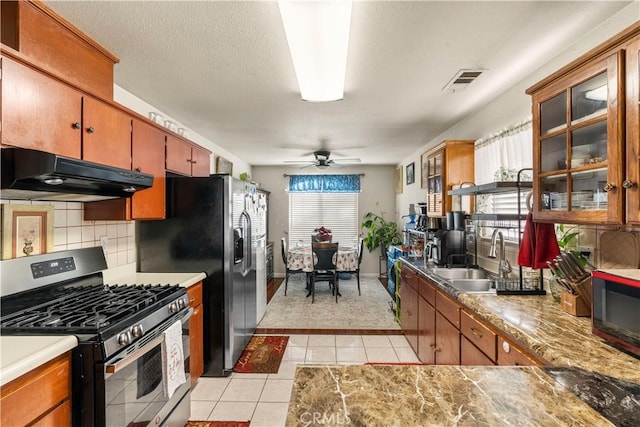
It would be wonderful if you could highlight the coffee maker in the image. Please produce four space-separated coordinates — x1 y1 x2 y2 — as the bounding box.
432 229 466 267
415 203 428 231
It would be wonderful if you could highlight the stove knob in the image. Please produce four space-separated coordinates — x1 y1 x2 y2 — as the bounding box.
118 332 130 346
178 297 187 309
169 302 179 313
130 324 144 338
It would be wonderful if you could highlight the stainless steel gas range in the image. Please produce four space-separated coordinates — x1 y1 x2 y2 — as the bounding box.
0 247 192 427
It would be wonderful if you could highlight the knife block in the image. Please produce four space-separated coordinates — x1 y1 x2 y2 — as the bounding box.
560 290 591 317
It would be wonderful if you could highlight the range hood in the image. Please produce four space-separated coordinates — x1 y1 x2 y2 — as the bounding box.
1 147 154 202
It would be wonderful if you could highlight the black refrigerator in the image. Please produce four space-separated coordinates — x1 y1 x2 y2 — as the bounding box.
137 174 259 377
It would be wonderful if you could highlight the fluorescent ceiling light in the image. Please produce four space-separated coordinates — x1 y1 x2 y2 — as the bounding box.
278 0 352 102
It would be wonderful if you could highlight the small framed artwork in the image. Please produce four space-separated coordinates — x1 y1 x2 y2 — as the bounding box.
406 162 415 185
1 204 54 259
216 156 233 174
395 166 403 194
421 152 429 189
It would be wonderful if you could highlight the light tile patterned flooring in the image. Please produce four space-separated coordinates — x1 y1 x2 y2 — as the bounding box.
190 334 419 426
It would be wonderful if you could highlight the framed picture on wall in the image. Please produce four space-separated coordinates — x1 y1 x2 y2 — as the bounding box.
1 204 54 259
406 162 415 185
421 151 429 189
395 166 403 194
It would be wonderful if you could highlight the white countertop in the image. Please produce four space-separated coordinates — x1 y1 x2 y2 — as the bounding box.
0 269 205 386
0 335 77 386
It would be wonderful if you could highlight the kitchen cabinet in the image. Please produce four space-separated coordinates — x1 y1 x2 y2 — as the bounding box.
461 336 495 365
434 291 461 365
497 337 541 366
0 352 71 426
527 23 640 225
166 135 211 177
425 140 475 218
82 96 132 170
1 56 82 158
84 118 166 220
187 282 204 385
460 310 497 362
417 294 436 364
399 268 419 353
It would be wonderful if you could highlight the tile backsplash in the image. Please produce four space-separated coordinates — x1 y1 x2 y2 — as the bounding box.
1 200 135 268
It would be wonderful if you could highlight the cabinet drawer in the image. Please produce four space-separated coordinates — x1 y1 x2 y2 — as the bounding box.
1 353 71 426
435 290 460 328
186 282 203 308
418 276 436 306
497 337 542 366
461 311 496 362
400 266 419 292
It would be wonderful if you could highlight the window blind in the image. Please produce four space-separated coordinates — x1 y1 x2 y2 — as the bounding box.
288 192 359 247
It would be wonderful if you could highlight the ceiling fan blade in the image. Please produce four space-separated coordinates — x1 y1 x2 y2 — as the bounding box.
283 160 315 164
333 158 361 163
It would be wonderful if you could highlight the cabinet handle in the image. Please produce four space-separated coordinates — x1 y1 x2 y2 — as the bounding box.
72 122 81 129
86 126 95 134
191 160 197 164
405 310 411 317
434 346 441 353
470 327 483 339
622 179 635 189
603 183 616 192
135 167 142 172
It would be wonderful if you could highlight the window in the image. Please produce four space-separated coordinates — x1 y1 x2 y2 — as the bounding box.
288 175 360 247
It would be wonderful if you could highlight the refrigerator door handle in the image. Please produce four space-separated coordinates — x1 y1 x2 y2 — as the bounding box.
233 227 243 264
240 210 252 275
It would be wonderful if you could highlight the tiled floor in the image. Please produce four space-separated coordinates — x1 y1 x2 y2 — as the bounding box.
190 333 419 426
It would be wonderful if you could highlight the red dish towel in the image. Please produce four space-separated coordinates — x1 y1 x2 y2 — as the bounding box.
518 213 560 269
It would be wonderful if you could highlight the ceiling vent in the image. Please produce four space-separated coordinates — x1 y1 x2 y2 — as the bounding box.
442 69 485 92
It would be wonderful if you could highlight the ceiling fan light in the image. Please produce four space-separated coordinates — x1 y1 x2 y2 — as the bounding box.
278 0 352 102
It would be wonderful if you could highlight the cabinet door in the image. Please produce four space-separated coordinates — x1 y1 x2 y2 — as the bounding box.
461 336 495 366
190 145 211 177
533 52 624 224
426 151 444 217
166 135 193 175
435 311 460 365
400 280 419 354
130 119 166 219
417 295 435 364
187 283 204 384
497 337 542 366
82 96 132 169
626 38 640 225
1 56 82 157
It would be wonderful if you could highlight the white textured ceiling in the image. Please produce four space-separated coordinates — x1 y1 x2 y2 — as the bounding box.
44 1 632 166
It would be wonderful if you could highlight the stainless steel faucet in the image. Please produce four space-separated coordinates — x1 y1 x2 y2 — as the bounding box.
488 229 512 278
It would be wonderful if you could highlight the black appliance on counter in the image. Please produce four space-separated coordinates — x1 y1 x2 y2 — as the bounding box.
432 229 466 267
137 174 259 377
0 247 192 427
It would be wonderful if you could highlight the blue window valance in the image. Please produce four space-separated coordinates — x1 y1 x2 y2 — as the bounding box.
289 174 361 193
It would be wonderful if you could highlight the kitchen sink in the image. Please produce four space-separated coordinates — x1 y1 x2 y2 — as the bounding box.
431 267 490 280
448 279 495 293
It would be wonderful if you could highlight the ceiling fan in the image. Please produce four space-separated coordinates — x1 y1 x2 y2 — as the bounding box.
284 150 361 169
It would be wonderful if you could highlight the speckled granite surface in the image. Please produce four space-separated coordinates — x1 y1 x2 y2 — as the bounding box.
285 260 640 426
287 365 614 427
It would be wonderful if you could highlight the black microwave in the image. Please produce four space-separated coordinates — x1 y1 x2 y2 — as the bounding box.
591 270 640 358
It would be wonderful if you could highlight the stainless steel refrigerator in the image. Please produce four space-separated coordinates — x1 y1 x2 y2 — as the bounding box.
137 174 258 377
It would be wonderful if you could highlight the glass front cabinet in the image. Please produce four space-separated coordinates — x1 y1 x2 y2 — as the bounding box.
528 24 640 226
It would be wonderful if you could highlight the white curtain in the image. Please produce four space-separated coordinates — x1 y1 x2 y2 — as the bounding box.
474 118 533 185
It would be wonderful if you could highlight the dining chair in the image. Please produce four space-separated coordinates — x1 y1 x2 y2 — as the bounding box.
281 237 303 296
344 238 364 296
310 242 339 303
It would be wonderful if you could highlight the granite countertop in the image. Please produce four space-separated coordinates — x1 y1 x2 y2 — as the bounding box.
285 260 640 426
101 270 206 288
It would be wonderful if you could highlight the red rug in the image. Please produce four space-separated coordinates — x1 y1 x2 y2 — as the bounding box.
233 335 289 373
364 362 423 366
185 422 249 427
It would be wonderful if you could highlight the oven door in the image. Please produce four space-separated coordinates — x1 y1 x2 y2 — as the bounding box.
102 308 193 427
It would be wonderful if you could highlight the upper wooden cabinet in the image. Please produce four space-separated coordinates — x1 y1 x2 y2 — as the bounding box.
425 140 475 217
1 0 118 99
1 56 82 157
527 22 640 225
82 96 132 170
166 135 211 177
84 119 166 221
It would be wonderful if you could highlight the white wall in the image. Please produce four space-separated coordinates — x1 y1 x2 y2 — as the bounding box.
252 165 397 278
396 5 640 222
114 86 251 179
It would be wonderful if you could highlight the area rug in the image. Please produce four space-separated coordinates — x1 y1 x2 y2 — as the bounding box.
233 335 288 373
185 422 249 427
257 276 400 330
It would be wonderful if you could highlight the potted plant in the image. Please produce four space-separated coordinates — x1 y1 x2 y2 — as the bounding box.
556 224 590 267
360 209 402 257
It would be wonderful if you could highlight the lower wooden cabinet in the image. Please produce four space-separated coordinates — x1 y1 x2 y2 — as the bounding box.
0 352 71 426
497 337 542 366
435 311 460 365
417 295 436 364
187 282 204 385
461 336 495 366
400 279 419 354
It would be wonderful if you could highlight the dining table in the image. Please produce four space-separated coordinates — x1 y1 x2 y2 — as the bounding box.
287 244 359 273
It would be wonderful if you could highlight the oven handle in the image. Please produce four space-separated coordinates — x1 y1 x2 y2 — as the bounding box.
104 308 193 377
